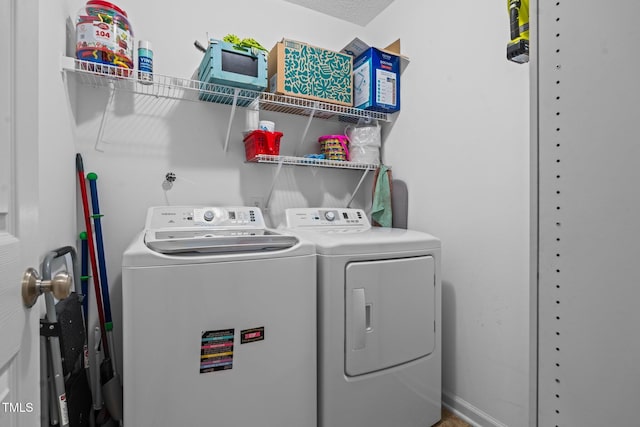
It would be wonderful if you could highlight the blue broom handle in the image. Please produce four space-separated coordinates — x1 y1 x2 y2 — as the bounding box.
87 172 112 325
79 232 89 321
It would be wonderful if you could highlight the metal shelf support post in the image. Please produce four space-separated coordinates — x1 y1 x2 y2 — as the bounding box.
223 88 240 152
95 83 116 152
347 169 371 208
295 102 318 156
264 158 285 211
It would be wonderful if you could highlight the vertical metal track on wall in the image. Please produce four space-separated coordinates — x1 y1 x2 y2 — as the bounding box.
538 2 565 425
529 2 539 427
537 1 640 426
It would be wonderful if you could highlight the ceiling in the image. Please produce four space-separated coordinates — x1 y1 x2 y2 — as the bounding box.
282 0 396 26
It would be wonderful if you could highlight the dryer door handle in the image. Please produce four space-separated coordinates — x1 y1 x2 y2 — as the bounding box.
352 288 366 350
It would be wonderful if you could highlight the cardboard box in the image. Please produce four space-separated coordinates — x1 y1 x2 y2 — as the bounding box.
341 38 409 72
268 39 353 106
342 38 408 114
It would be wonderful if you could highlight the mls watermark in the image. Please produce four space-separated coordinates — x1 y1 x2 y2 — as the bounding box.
2 402 34 413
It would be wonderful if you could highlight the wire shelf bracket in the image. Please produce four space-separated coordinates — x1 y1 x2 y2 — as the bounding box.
95 82 116 152
250 155 385 210
347 169 371 208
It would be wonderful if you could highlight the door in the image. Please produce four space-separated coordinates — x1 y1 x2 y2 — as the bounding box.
345 256 436 376
0 1 41 426
536 1 640 425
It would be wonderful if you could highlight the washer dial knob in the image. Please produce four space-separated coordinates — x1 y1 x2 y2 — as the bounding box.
324 211 336 221
203 210 215 222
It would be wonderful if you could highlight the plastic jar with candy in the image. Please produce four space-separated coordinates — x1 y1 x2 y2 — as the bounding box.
76 1 134 72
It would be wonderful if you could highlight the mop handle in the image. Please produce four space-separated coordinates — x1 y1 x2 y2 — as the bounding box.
87 172 113 326
76 154 109 357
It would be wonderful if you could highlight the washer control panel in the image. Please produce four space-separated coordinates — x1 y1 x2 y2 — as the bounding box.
146 206 264 230
285 208 370 229
143 206 301 254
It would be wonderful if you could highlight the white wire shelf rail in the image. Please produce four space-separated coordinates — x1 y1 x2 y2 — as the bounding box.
249 154 381 170
60 57 390 122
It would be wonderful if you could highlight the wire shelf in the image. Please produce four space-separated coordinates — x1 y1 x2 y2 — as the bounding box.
258 92 389 122
61 57 390 122
61 56 260 105
248 154 382 170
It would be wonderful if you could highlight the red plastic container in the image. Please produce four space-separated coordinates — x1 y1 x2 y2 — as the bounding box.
243 130 283 161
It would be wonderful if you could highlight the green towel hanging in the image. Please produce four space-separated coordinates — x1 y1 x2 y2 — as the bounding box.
371 165 392 227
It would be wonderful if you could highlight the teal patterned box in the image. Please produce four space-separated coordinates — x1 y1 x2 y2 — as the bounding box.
268 39 353 106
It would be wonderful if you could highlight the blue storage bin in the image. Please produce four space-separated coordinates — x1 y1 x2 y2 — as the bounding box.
198 39 267 103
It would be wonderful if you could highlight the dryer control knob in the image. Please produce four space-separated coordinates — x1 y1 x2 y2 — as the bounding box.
324 211 336 221
203 210 215 222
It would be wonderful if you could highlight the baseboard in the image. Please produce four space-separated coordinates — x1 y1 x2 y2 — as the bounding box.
442 390 508 427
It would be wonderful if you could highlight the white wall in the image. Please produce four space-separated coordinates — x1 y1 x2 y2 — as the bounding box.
37 0 530 426
369 1 531 426
39 0 79 254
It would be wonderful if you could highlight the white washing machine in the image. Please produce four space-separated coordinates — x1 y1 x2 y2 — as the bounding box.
122 206 317 427
285 208 441 427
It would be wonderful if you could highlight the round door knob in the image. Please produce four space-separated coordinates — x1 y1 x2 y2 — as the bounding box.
203 210 215 222
324 211 336 221
22 268 73 308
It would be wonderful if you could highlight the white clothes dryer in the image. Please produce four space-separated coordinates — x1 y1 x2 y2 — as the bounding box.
122 206 316 427
285 208 441 427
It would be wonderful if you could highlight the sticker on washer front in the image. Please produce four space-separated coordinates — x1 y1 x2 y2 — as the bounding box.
200 329 234 373
241 327 265 344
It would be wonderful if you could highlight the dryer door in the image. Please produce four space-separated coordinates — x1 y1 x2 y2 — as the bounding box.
345 256 435 376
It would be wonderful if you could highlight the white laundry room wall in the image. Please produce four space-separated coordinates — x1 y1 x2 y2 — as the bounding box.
36 0 530 426
38 0 80 255
363 2 531 427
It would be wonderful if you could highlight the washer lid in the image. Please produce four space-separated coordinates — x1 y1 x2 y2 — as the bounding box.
145 229 299 254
